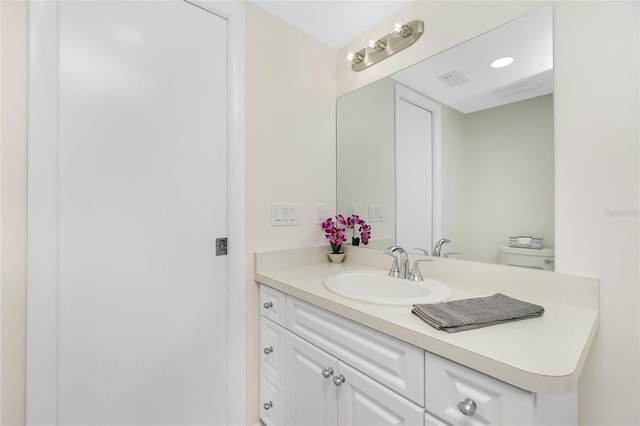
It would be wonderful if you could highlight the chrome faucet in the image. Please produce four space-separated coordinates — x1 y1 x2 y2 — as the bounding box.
432 238 451 257
408 259 432 282
384 246 410 279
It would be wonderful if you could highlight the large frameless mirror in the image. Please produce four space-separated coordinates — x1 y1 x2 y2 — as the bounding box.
337 5 554 265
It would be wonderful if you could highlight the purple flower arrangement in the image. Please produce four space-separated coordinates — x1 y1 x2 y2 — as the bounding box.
321 214 371 254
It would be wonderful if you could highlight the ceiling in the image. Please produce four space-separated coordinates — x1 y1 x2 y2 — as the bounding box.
392 5 553 113
248 0 411 49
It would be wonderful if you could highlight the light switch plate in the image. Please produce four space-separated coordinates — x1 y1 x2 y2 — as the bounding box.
315 203 326 224
368 204 384 222
272 203 298 226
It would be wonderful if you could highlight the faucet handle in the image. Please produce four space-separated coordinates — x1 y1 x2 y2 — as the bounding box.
412 248 429 256
443 252 463 258
432 238 451 257
408 259 433 282
383 251 401 277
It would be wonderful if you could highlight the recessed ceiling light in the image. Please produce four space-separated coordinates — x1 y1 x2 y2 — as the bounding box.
490 57 514 69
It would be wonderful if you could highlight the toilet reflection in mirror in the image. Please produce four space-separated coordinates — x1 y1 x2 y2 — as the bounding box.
336 5 554 265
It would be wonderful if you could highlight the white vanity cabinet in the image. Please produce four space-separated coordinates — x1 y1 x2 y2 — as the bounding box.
260 285 425 426
259 284 578 426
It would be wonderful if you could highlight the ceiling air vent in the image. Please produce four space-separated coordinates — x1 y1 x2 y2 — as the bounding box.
437 70 469 87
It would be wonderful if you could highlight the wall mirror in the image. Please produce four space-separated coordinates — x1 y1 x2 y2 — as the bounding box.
337 5 554 265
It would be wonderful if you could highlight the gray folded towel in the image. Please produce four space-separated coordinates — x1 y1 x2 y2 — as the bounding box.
412 293 544 333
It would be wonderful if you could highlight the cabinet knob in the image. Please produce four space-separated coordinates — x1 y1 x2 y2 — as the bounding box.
263 401 273 410
321 367 334 378
332 374 346 386
458 397 477 416
263 301 273 309
263 346 273 355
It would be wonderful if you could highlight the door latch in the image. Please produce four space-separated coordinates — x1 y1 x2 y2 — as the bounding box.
215 238 228 256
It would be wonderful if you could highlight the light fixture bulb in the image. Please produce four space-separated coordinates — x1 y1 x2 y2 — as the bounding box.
351 51 364 64
374 40 387 52
393 22 403 34
347 52 355 61
490 57 514 68
399 24 412 38
367 40 376 50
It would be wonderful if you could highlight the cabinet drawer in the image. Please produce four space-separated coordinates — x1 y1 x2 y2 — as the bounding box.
287 296 424 405
260 285 286 326
425 352 534 425
260 370 285 426
260 317 287 386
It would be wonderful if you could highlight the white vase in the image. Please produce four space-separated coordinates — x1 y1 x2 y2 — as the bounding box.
327 252 346 263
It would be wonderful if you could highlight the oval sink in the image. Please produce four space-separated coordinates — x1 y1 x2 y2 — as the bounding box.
325 270 451 306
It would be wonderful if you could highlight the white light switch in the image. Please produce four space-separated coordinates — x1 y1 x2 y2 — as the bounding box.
315 204 326 224
272 203 298 226
368 204 384 222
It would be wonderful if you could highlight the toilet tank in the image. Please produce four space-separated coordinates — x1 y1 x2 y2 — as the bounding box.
498 245 555 271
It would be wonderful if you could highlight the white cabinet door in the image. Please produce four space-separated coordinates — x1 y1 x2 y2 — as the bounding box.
425 412 450 426
338 362 424 426
286 333 338 426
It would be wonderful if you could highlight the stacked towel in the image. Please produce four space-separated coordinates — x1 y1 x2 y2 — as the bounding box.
412 293 544 333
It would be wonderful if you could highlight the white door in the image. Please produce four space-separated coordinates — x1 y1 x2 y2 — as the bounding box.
285 333 338 426
395 85 441 252
27 1 244 424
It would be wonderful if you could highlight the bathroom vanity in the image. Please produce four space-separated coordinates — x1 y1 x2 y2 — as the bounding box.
255 246 599 426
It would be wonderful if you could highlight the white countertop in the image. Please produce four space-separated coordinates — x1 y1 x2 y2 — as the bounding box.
255 246 600 395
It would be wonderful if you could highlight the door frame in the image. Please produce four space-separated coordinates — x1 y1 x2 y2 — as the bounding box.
394 83 442 250
26 1 246 424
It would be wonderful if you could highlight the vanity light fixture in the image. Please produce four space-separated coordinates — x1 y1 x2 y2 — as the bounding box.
490 56 515 68
347 20 424 72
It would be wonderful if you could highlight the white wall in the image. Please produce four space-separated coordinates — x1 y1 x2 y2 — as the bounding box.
0 1 28 425
245 4 337 424
337 77 396 247
338 2 639 424
554 3 639 424
439 104 468 257
463 95 554 263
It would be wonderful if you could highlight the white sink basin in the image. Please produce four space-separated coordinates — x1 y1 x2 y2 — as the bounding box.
324 270 451 306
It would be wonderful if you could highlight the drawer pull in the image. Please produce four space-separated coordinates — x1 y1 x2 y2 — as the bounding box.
263 346 273 355
321 367 334 378
458 398 477 416
332 374 346 386
263 301 273 309
263 401 273 410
